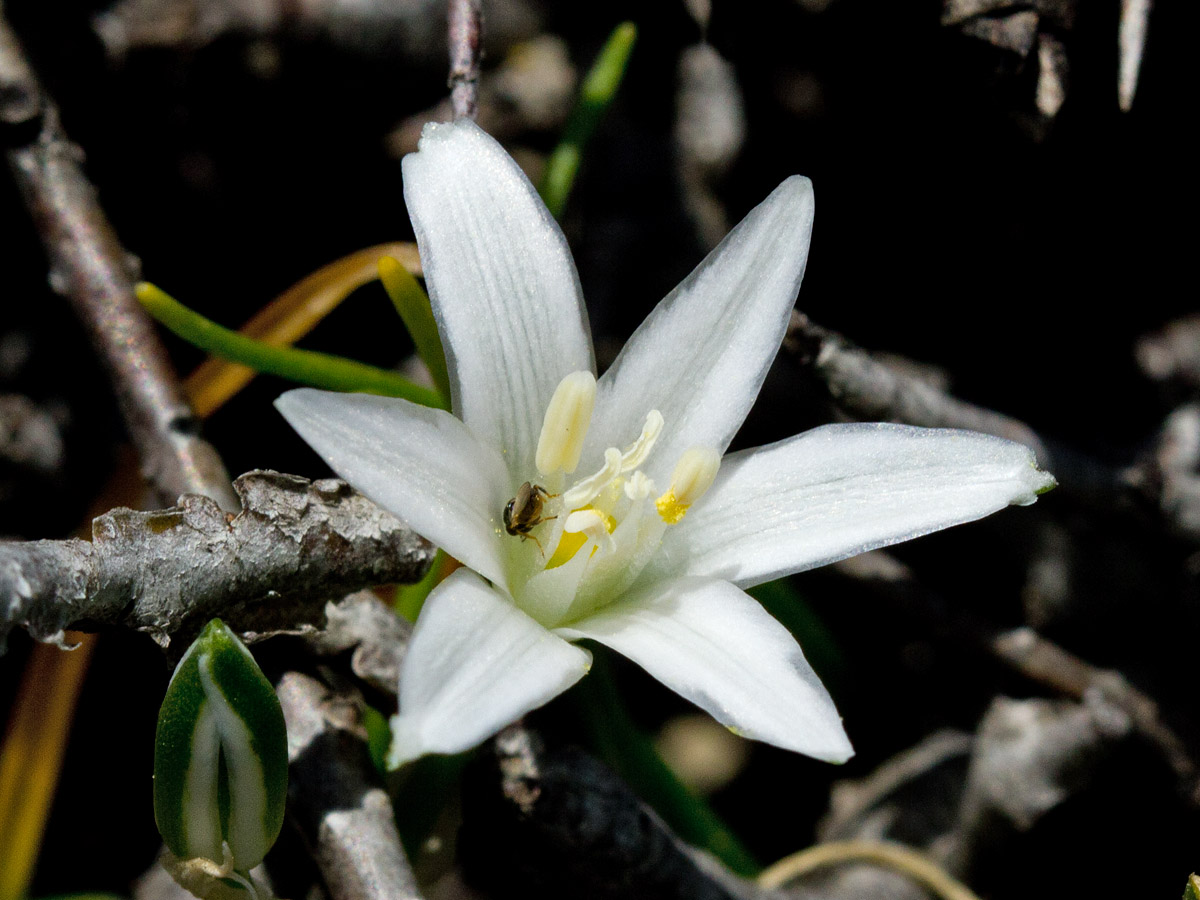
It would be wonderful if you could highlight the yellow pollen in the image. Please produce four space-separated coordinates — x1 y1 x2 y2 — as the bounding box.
655 491 689 524
656 447 720 524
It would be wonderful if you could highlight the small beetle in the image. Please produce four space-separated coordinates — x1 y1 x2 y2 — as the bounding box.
504 482 555 548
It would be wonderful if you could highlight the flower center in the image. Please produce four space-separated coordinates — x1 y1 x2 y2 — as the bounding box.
508 371 720 627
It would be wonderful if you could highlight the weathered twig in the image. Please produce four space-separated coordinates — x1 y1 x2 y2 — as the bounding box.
0 470 433 652
92 0 450 58
277 670 424 900
784 311 1125 509
0 394 63 476
1136 314 1200 388
459 724 781 900
946 693 1130 878
1136 404 1200 541
833 550 1200 802
1118 0 1152 111
786 312 1046 454
448 0 482 120
304 589 412 695
0 10 234 509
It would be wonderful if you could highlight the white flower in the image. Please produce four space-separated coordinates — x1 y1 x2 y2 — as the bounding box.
276 120 1053 769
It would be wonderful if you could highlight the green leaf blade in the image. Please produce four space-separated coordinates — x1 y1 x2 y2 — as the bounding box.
538 21 637 219
136 282 446 409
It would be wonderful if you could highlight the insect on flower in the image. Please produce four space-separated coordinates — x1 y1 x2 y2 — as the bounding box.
503 481 556 550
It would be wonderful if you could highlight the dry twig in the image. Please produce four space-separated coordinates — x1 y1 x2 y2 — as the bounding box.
459 724 781 900
448 0 483 120
834 551 1200 802
785 311 1125 509
0 10 234 509
277 671 424 900
0 470 433 652
1118 0 1152 111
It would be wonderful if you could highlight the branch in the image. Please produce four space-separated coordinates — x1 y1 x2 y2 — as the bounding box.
947 693 1131 877
277 671 424 900
459 724 782 900
1118 0 1152 112
784 311 1126 509
833 551 1200 803
0 470 433 652
93 0 452 61
448 0 482 120
0 10 234 508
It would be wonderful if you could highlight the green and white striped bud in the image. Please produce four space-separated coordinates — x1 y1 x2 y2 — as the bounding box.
154 619 288 874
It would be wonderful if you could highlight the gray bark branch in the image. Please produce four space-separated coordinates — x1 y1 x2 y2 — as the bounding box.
277 670 424 900
448 0 482 120
784 311 1126 510
0 470 433 652
0 8 235 509
460 724 784 900
834 550 1200 803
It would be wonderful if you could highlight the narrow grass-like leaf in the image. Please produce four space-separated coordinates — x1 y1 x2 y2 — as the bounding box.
137 283 445 409
186 242 422 417
378 256 451 402
154 620 287 872
538 22 638 219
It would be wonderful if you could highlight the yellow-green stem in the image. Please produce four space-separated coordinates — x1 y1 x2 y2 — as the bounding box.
137 283 446 409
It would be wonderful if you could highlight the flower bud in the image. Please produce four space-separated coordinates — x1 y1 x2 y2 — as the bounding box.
154 619 287 874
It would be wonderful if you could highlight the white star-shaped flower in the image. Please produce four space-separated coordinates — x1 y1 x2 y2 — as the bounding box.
277 120 1053 769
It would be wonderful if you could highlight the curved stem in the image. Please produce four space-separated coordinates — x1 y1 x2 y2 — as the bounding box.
757 840 982 900
138 283 446 410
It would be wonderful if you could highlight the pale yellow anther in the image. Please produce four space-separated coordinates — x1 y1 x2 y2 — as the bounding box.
536 370 596 476
656 447 721 524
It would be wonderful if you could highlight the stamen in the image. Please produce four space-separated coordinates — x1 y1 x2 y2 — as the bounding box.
544 506 616 569
563 448 622 508
619 410 664 473
536 370 596 476
564 508 616 554
656 447 721 524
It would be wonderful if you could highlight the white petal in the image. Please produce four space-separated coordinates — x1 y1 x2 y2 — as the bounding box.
557 576 851 762
388 569 592 767
586 176 814 483
650 423 1056 588
403 120 594 479
276 388 511 590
